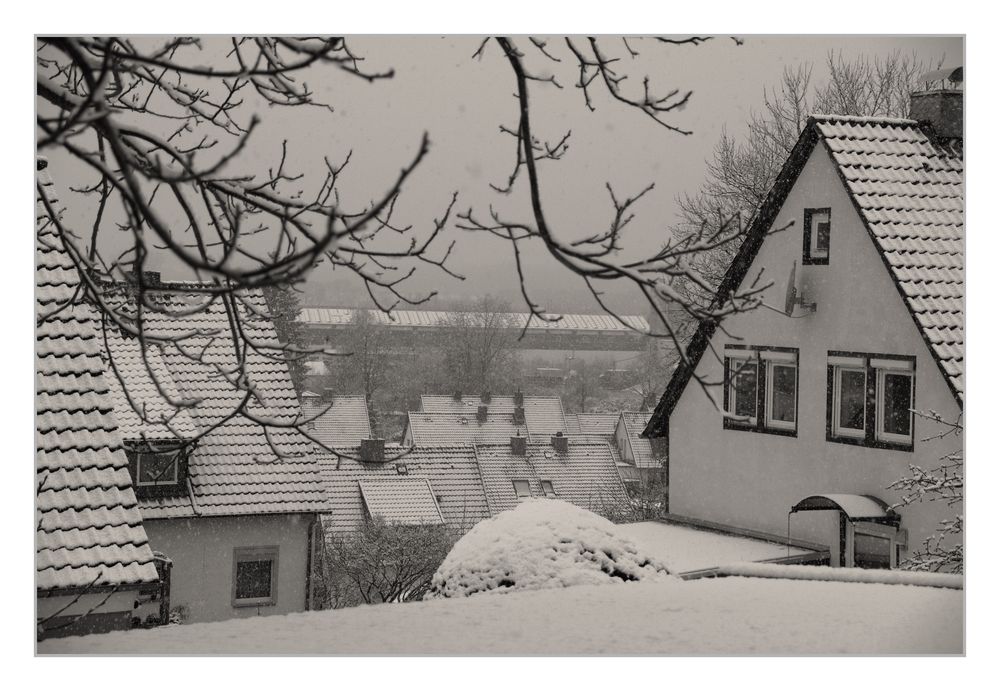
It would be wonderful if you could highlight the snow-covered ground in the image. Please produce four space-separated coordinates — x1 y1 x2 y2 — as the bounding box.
41 576 962 654
617 521 809 573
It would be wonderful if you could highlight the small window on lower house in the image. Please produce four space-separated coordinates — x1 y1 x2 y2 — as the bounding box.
540 480 557 498
232 547 278 607
512 480 531 498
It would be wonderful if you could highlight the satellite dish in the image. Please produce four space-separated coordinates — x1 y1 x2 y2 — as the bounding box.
783 260 817 317
784 261 798 316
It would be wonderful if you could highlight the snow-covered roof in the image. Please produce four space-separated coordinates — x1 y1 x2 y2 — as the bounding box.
420 394 568 437
317 446 491 534
299 307 650 334
619 412 657 468
100 289 330 520
358 477 445 525
572 413 620 437
647 114 964 436
35 160 158 592
473 440 629 516
302 395 372 447
405 411 528 446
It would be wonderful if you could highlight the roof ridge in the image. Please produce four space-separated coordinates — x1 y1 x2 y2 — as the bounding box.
809 113 918 125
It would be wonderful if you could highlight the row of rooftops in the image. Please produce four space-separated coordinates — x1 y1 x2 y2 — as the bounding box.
298 307 650 334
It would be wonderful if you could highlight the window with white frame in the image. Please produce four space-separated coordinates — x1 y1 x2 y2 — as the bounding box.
803 208 831 264
125 443 190 499
723 346 798 435
827 353 914 449
232 546 278 608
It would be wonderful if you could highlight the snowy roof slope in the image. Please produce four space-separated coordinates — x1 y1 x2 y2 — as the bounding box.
301 395 372 447
473 440 629 516
572 413 620 437
35 160 158 591
405 411 528 446
359 477 445 525
814 116 964 401
420 394 568 437
619 412 656 468
102 290 329 519
102 331 198 441
317 446 490 534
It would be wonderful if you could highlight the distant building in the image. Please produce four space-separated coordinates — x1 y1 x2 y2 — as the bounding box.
298 308 652 366
645 94 963 569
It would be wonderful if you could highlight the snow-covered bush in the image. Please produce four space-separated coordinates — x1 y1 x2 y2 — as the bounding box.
427 499 673 598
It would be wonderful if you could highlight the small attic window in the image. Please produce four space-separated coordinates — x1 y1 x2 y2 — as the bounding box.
803 208 831 265
540 480 557 498
512 480 531 499
125 442 190 499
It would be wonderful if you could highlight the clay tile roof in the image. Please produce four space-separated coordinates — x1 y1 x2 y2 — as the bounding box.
473 440 629 515
572 413 620 437
301 395 372 447
100 289 330 520
405 411 528 446
813 115 964 402
419 394 568 437
619 412 656 468
35 159 158 591
317 446 490 534
358 477 445 525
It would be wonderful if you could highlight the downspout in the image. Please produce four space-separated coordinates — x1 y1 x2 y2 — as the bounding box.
305 515 318 611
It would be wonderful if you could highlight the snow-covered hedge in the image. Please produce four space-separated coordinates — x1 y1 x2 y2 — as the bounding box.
427 499 674 598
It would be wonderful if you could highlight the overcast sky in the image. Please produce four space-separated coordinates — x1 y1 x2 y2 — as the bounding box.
45 35 963 314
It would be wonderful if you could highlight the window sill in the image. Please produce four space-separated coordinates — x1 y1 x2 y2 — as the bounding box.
723 418 797 438
232 598 276 608
826 434 913 453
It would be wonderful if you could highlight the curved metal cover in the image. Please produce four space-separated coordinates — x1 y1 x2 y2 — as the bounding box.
790 493 897 521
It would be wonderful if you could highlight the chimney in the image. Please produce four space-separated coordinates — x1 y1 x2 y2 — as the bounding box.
513 405 526 426
476 405 488 423
909 66 963 142
359 438 385 463
513 389 524 406
452 390 463 402
480 390 492 404
551 431 568 454
510 435 527 456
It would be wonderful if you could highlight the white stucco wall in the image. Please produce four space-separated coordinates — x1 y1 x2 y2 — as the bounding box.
668 143 963 563
142 513 317 624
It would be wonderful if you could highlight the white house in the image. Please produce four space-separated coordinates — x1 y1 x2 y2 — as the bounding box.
644 89 963 569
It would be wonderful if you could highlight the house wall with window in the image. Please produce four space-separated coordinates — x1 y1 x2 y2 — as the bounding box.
667 143 962 564
142 513 317 624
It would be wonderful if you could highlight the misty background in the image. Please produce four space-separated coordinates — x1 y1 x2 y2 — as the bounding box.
43 35 962 315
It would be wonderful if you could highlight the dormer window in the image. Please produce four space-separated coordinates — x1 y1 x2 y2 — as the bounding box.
803 208 831 265
125 442 190 498
540 480 557 498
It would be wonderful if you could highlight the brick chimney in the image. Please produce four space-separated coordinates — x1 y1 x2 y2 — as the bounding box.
510 435 527 456
513 405 526 425
909 66 963 142
476 405 488 423
359 438 385 463
550 431 568 454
